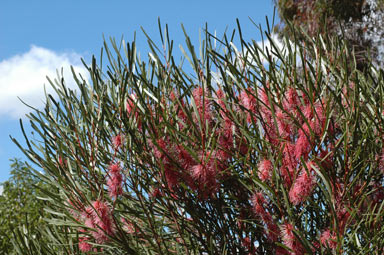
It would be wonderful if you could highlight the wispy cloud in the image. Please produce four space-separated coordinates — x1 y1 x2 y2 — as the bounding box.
0 46 89 118
254 34 285 64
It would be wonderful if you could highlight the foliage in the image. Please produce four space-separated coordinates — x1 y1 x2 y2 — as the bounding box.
11 19 384 254
0 159 46 254
275 0 384 69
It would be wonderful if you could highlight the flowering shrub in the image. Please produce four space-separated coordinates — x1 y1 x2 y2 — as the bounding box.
12 21 384 254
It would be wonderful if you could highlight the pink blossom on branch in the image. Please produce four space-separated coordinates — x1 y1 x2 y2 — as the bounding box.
276 110 291 138
107 162 123 199
258 158 273 181
121 218 137 234
280 223 305 255
192 87 213 127
284 87 300 112
239 88 258 123
112 134 123 150
294 125 312 161
251 192 278 242
320 229 337 250
79 236 93 252
190 150 226 197
83 200 115 244
289 162 316 205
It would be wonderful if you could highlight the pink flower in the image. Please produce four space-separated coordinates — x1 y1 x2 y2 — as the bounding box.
251 192 278 242
276 110 291 138
242 236 251 249
280 223 304 255
216 116 235 160
252 192 267 215
190 151 221 197
192 86 213 126
320 229 337 249
275 246 290 255
294 125 312 161
122 218 137 234
280 142 297 186
302 104 313 120
239 88 257 123
112 134 123 150
281 223 295 251
266 221 279 242
163 163 180 189
258 159 273 181
191 163 215 189
285 87 299 111
289 162 316 205
313 103 326 135
83 200 115 243
79 236 92 252
107 163 123 199
336 206 350 232
215 88 227 116
151 138 168 159
259 87 270 110
175 144 196 171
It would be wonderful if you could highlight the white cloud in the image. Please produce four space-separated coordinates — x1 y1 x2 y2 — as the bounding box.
257 35 283 63
250 34 287 65
0 46 89 118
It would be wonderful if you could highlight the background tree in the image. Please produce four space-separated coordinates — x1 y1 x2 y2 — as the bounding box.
275 0 384 69
0 159 46 254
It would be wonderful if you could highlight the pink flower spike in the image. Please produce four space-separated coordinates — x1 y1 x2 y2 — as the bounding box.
83 200 115 244
280 223 304 255
107 163 123 199
112 134 123 150
92 200 115 242
122 218 137 234
251 192 278 243
289 162 316 205
258 159 273 181
239 89 257 123
190 151 220 197
303 104 313 120
276 110 291 138
286 87 299 111
79 237 93 252
294 125 312 160
320 229 337 249
251 192 267 216
281 223 295 251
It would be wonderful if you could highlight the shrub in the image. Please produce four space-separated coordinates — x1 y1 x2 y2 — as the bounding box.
12 21 384 254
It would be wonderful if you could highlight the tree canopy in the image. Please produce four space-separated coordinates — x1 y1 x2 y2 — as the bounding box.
0 159 46 254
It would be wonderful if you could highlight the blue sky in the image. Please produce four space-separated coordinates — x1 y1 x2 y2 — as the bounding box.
0 0 276 182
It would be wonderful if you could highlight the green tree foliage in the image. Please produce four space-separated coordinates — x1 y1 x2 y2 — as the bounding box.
0 159 46 254
276 0 384 69
10 20 384 254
